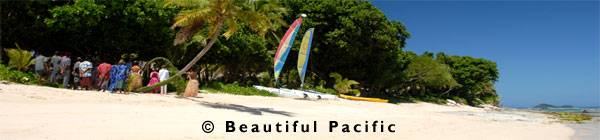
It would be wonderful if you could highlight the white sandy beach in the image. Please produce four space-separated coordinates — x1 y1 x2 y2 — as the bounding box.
0 84 574 140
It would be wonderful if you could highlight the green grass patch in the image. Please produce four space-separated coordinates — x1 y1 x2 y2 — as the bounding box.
201 82 277 97
304 86 337 95
540 111 592 123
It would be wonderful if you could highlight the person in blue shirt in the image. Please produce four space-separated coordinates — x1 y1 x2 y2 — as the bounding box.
114 60 129 94
79 57 93 90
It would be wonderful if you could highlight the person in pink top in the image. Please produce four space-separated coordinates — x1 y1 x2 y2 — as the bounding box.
147 68 160 93
97 61 112 92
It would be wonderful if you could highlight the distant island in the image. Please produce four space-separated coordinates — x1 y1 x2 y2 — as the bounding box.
532 103 574 109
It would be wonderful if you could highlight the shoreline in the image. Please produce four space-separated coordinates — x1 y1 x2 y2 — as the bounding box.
0 84 576 139
568 122 600 140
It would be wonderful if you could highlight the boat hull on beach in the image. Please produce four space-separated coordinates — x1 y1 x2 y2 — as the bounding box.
338 94 389 103
253 85 337 100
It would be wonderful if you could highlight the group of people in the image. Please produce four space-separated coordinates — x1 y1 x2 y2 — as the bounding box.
32 51 172 94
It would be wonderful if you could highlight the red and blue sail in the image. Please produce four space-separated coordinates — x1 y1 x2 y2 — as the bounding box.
274 18 302 81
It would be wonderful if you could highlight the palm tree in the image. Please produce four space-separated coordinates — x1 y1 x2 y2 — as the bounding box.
4 43 34 71
329 72 361 96
246 0 288 44
136 0 286 92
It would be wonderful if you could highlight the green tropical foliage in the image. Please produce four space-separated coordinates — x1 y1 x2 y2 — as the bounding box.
436 52 499 105
329 72 360 96
143 0 285 91
4 44 34 71
401 55 458 97
268 0 412 97
1 0 180 62
0 61 37 85
1 0 501 106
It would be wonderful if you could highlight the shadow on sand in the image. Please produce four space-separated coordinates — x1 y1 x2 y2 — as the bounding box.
178 96 294 117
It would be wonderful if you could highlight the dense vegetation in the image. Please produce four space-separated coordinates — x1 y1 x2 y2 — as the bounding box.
0 61 37 85
1 0 500 106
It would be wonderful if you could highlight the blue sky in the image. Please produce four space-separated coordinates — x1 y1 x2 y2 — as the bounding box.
370 0 599 108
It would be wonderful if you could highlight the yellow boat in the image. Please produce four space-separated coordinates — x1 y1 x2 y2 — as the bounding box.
339 94 389 103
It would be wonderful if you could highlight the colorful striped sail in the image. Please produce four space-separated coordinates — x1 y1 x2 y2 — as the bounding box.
297 28 314 85
274 18 302 81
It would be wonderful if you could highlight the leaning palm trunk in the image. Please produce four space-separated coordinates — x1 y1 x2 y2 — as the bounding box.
141 57 177 72
133 57 177 92
134 19 224 93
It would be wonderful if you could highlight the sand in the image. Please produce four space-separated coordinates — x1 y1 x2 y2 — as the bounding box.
0 84 574 140
569 122 600 140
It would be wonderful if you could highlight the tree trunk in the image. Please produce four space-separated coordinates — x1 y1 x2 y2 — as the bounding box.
176 19 224 77
438 86 454 97
134 18 224 93
242 64 246 86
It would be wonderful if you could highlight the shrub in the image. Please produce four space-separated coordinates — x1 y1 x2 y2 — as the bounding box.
258 72 272 86
209 81 224 89
451 96 467 104
0 63 37 85
168 68 187 95
422 96 448 104
481 94 500 106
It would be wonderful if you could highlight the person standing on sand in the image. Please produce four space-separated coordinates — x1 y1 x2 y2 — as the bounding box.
127 62 142 92
59 52 71 89
97 61 111 92
114 60 129 94
71 57 82 90
34 53 49 86
107 65 118 92
158 65 169 94
147 68 160 93
79 57 93 90
91 58 100 90
50 51 62 83
183 71 199 97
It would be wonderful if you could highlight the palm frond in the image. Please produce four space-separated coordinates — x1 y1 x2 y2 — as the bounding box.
174 18 206 45
329 72 342 84
347 80 360 85
163 0 210 8
221 16 238 39
4 43 33 71
171 7 213 28
184 30 210 47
